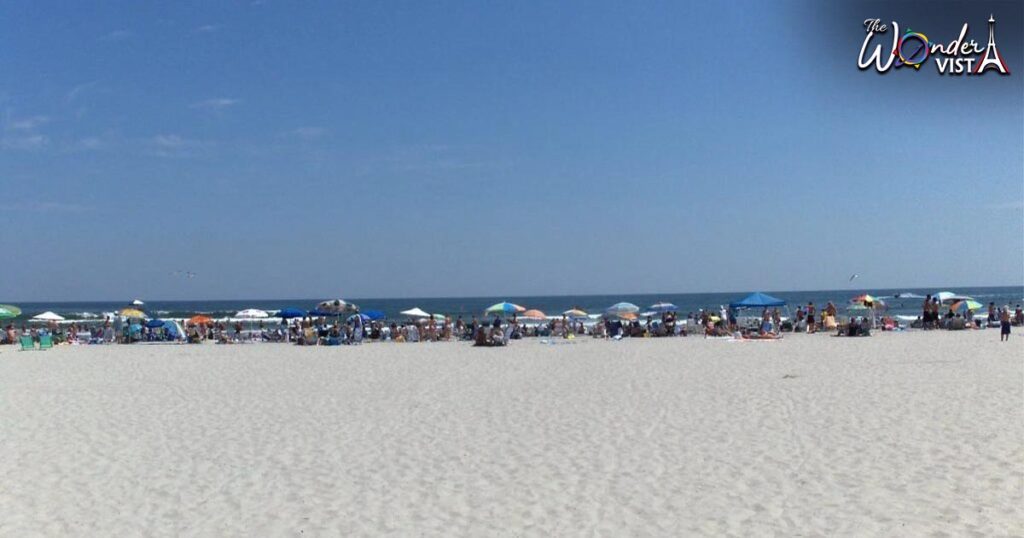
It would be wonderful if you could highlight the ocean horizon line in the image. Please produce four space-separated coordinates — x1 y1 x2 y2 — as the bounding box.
9 284 1022 305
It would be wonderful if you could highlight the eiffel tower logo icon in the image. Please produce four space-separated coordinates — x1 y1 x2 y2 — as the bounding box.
974 15 1010 75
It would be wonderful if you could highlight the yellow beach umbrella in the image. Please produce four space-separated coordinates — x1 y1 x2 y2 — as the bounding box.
118 307 146 318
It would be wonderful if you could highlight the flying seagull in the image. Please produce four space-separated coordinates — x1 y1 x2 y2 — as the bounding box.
849 273 859 282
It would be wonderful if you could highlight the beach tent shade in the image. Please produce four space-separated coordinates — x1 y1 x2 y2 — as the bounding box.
605 302 640 315
648 302 678 313
729 292 786 309
118 308 146 318
521 309 547 320
145 318 166 328
275 308 305 319
401 307 431 318
0 304 22 319
32 311 65 322
485 302 526 315
317 299 358 314
163 320 184 340
236 309 269 319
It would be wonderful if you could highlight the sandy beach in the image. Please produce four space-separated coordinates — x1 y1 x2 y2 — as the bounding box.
1 331 1020 536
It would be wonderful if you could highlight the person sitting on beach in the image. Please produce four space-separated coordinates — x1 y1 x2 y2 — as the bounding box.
1014 305 1023 326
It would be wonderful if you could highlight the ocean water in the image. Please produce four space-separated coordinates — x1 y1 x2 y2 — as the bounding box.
5 286 1022 322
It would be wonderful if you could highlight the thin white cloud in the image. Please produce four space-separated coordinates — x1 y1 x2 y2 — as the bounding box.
282 126 327 139
100 29 133 42
190 98 239 110
65 81 99 103
9 115 49 130
1 134 49 150
0 200 94 213
147 134 210 157
195 24 221 33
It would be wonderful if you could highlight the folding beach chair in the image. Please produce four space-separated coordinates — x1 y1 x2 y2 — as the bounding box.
19 335 35 351
39 334 53 350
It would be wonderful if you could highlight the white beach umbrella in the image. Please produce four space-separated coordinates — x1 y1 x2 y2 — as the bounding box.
130 299 145 306
400 307 431 318
32 311 65 322
235 309 269 319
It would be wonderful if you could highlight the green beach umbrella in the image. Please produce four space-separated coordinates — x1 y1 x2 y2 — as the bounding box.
0 304 22 319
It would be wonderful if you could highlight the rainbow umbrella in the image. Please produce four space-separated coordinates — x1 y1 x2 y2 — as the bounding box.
0 304 22 319
485 302 525 315
950 299 983 313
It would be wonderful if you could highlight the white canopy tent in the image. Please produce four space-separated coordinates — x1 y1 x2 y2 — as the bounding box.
32 311 66 322
400 307 431 318
235 309 270 319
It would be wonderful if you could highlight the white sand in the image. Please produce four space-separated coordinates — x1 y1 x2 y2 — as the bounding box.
1 331 1021 536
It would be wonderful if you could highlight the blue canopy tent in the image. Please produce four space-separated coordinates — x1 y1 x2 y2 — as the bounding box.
729 292 786 309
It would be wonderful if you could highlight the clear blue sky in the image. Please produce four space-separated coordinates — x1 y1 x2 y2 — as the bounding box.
2 1 1021 301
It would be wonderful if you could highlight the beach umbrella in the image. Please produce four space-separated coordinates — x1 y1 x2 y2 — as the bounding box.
562 308 588 318
118 307 146 318
189 315 212 325
934 291 972 304
31 311 65 322
0 304 23 319
485 302 525 315
362 310 386 321
400 307 431 318
521 309 547 320
317 299 358 314
130 299 145 306
648 302 679 313
619 312 638 321
348 313 372 323
847 303 871 312
950 299 984 313
275 308 305 319
605 302 640 316
145 318 165 328
850 294 880 304
236 309 269 319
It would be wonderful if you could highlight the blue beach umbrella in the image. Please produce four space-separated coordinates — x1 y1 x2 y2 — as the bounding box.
276 307 306 319
648 302 679 313
605 302 640 317
145 318 165 328
362 310 385 321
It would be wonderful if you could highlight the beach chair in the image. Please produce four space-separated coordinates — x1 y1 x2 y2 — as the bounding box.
39 334 54 350
20 335 36 351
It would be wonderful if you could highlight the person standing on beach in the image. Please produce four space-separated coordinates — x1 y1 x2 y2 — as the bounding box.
806 302 816 333
999 307 1011 341
922 295 932 329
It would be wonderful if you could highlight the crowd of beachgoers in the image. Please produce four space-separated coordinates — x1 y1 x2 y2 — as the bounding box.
3 293 1021 349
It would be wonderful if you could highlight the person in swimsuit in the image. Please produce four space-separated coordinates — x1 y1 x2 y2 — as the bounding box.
1000 307 1011 342
922 295 933 330
806 302 816 334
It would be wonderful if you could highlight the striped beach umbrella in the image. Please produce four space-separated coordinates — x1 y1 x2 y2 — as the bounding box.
605 302 640 316
949 299 983 313
118 307 146 318
0 304 22 319
485 302 525 315
648 302 679 313
562 308 588 318
521 309 547 320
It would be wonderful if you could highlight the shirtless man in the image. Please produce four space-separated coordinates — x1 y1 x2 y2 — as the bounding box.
806 302 816 334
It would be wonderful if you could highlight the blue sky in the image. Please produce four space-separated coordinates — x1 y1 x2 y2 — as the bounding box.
1 0 1021 301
